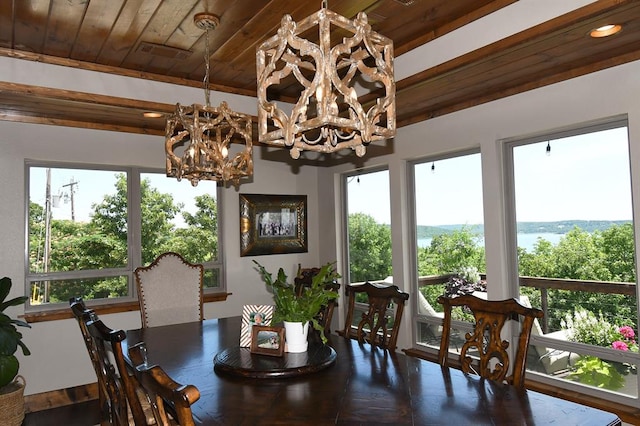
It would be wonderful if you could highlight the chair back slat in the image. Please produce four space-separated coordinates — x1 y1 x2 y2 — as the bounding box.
338 282 409 351
437 294 543 388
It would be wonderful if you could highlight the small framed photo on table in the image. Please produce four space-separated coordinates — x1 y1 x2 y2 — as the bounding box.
250 326 285 357
240 304 274 347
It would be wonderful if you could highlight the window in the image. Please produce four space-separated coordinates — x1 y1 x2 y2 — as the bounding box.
506 118 639 401
26 163 223 310
410 152 486 350
344 168 392 284
343 168 393 330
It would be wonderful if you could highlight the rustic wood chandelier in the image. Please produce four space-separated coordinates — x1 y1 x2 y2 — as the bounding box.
256 0 396 159
165 13 253 186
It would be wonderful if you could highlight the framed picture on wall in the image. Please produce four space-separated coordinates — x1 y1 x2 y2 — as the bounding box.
239 193 308 256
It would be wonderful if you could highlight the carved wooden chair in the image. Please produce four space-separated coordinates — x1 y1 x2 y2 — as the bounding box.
70 300 150 426
338 281 409 351
134 252 204 328
437 294 543 388
69 298 113 425
294 266 340 338
129 345 201 426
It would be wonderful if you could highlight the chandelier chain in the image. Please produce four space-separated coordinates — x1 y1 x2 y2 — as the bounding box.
204 27 211 108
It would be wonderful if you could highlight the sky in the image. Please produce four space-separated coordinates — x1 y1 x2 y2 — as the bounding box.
347 126 632 226
31 126 632 229
30 167 216 227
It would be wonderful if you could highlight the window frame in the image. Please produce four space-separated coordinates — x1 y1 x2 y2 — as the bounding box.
340 166 392 328
340 166 391 286
407 148 485 352
24 161 225 313
502 115 640 404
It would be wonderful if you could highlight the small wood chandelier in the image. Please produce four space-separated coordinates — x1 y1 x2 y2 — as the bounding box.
256 0 396 159
165 13 253 186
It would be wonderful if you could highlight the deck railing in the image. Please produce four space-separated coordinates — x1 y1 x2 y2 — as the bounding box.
417 274 637 333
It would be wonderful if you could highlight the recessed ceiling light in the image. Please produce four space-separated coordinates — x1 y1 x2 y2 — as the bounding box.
143 112 163 118
589 24 622 38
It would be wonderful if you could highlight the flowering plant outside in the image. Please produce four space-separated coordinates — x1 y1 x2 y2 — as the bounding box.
611 325 638 353
563 308 618 348
443 266 486 322
443 266 485 299
564 308 638 391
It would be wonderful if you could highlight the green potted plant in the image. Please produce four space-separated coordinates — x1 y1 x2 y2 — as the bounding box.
0 276 31 426
253 261 339 352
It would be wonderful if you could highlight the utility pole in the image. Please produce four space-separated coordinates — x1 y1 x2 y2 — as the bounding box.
62 179 78 221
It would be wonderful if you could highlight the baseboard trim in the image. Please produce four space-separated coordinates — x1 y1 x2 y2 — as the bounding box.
24 382 98 413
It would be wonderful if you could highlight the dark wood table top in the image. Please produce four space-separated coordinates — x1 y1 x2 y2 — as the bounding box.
124 317 622 426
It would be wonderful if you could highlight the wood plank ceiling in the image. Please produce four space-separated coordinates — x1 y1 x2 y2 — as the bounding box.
0 0 640 162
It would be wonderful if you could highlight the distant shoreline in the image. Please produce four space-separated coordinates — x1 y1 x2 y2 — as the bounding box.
416 220 631 239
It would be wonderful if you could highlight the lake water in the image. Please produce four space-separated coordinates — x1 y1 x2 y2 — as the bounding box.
418 232 564 252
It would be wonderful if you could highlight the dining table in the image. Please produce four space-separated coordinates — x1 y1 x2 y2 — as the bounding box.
123 316 622 425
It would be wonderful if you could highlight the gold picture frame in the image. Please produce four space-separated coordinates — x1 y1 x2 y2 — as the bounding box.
239 194 308 256
250 325 285 357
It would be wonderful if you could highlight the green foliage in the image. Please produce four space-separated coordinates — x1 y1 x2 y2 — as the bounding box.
517 225 637 330
599 223 636 282
348 213 392 282
563 308 618 347
29 174 220 303
568 356 626 390
418 226 485 276
0 277 31 389
253 261 339 343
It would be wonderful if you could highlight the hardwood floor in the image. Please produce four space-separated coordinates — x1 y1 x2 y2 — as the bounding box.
23 400 100 426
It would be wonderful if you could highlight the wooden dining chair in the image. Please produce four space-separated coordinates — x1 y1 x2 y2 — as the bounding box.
338 281 409 351
70 298 150 426
437 294 543 388
134 252 204 328
128 345 201 426
294 266 340 338
83 313 151 426
69 298 113 425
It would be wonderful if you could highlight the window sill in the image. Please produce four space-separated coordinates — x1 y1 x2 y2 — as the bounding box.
23 292 231 323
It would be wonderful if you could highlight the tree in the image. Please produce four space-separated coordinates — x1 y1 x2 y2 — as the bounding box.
29 174 221 303
420 226 485 275
598 223 636 282
348 213 392 283
517 225 637 331
171 194 219 262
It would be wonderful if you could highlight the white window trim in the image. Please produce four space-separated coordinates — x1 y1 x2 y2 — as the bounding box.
24 162 225 312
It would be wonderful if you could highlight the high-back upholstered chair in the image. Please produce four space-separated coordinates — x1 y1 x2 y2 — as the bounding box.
70 299 149 426
134 252 204 328
437 294 543 388
338 281 409 351
129 345 201 426
294 266 340 338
